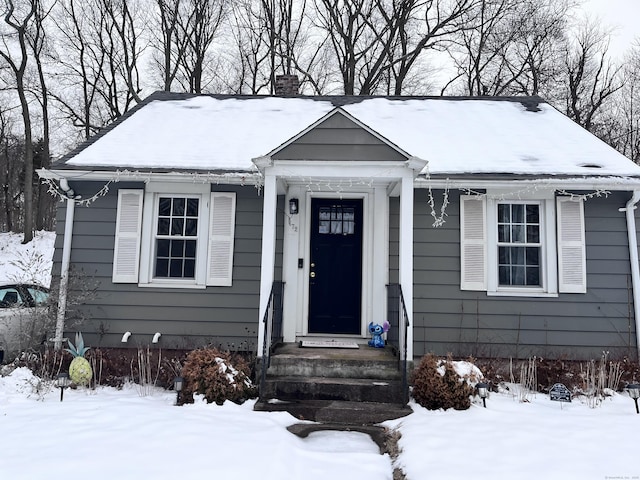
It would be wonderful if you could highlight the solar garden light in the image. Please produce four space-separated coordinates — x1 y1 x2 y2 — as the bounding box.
627 384 640 414
173 376 184 406
476 382 489 408
56 373 71 402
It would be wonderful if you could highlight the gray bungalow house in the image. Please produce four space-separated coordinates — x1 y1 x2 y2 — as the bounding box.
39 89 640 366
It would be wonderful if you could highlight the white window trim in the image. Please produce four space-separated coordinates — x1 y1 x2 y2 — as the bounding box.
139 184 210 288
486 196 558 297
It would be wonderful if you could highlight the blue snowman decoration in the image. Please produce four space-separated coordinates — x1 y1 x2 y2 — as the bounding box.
368 321 390 348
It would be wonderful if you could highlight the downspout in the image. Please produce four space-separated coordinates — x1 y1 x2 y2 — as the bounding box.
54 197 75 350
621 190 640 360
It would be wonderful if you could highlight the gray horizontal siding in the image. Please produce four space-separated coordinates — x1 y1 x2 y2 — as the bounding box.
52 182 279 352
273 113 406 161
391 190 638 360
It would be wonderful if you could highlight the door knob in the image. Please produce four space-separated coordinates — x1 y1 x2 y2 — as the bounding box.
310 272 316 278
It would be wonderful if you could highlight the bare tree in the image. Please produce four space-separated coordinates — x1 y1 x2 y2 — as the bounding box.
0 0 37 242
563 19 622 133
445 0 571 96
54 0 112 138
101 0 145 104
28 0 55 230
175 0 226 93
607 44 640 163
446 0 520 95
224 0 327 94
314 0 480 95
153 0 188 91
52 0 145 139
0 109 18 232
313 0 382 95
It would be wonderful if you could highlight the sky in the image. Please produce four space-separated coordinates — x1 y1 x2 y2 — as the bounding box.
582 0 640 57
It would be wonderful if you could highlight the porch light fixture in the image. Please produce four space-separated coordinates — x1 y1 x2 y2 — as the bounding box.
289 198 299 215
174 376 184 406
476 382 489 408
56 373 71 402
627 384 640 414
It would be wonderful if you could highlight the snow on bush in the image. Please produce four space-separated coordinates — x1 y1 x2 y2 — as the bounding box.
411 354 480 410
180 348 257 405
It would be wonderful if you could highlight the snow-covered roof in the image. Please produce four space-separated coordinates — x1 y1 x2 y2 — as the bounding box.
59 92 640 178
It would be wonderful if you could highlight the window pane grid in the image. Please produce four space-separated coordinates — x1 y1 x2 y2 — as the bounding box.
497 203 541 287
319 206 355 235
155 196 199 279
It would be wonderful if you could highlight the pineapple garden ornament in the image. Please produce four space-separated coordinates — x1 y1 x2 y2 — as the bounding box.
65 332 93 386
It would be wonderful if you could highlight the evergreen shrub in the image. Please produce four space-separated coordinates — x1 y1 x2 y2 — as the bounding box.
411 353 475 410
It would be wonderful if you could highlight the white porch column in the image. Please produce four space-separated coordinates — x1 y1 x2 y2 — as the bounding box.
399 172 414 360
282 186 302 342
372 186 389 324
256 173 278 357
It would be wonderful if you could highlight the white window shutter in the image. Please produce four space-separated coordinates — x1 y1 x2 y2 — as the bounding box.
460 195 487 290
207 192 236 286
557 197 586 293
113 189 143 283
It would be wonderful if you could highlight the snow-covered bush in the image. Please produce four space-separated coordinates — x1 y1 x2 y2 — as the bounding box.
411 354 476 410
180 348 256 405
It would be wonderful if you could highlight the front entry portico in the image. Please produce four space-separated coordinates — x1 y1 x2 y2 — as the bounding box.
253 108 426 363
255 160 424 361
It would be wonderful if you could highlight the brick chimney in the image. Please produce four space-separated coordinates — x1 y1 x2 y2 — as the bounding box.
275 74 300 96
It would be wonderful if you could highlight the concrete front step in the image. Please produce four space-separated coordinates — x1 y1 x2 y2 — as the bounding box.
254 399 411 424
267 356 401 379
265 342 401 380
261 376 404 403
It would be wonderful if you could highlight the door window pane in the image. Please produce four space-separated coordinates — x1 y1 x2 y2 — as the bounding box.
318 205 356 235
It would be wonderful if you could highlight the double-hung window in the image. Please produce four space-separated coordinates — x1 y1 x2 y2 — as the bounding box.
113 184 236 288
497 202 542 287
460 192 586 296
154 196 199 279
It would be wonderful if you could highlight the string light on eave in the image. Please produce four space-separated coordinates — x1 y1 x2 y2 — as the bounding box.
41 176 112 206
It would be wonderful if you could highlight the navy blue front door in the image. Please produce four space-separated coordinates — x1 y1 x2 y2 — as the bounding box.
308 198 363 334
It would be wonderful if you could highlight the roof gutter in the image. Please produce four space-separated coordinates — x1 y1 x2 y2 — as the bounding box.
416 176 640 191
37 168 261 185
620 190 640 360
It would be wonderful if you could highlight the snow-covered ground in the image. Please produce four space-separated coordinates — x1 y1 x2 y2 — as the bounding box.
0 366 638 480
0 231 55 287
0 231 638 479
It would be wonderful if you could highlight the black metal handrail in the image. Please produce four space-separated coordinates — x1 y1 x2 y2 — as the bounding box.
387 283 411 405
259 281 284 395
